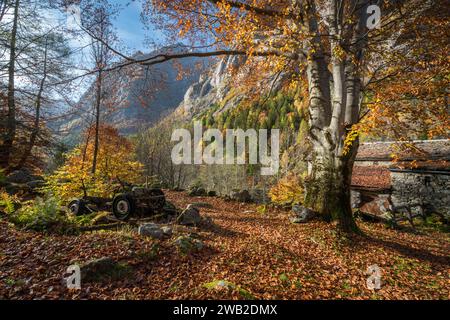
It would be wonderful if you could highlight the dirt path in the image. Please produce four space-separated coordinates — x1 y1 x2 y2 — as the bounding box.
0 190 449 299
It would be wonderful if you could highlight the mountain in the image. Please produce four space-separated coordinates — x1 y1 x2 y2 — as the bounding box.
174 54 288 120
59 45 208 142
175 55 243 117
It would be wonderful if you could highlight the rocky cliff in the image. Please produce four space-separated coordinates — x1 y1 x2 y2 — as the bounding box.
175 54 289 120
174 55 244 118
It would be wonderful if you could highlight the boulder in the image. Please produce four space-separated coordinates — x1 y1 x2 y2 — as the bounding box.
290 205 316 223
80 257 117 281
360 195 392 217
161 226 173 237
249 189 269 204
6 169 43 184
230 189 252 203
79 257 131 282
163 201 179 215
177 205 202 226
207 191 217 197
138 223 164 239
174 235 204 254
188 186 207 197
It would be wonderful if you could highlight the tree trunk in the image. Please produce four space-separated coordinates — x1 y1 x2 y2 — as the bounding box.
91 69 103 174
304 133 360 234
13 37 48 171
0 0 19 171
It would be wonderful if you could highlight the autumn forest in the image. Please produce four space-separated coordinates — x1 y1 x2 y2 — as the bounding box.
0 0 449 305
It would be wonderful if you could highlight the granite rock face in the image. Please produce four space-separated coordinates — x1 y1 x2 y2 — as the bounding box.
176 54 287 119
178 55 243 117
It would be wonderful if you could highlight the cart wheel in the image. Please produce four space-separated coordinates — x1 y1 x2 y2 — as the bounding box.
113 195 134 221
68 199 88 216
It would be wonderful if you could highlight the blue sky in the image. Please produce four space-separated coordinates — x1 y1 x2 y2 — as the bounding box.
113 0 149 52
65 0 162 54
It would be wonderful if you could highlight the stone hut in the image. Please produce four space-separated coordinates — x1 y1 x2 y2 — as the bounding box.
351 140 450 221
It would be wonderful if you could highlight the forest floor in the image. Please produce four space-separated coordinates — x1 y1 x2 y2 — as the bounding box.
0 190 449 300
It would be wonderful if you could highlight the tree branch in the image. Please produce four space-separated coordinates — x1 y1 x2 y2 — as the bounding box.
206 0 291 18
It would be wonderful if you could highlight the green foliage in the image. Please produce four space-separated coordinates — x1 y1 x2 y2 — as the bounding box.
279 273 290 287
135 243 160 263
7 196 76 234
197 91 301 133
71 212 99 227
257 205 267 215
0 192 19 215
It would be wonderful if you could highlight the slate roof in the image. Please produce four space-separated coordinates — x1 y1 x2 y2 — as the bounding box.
351 166 392 190
351 140 450 190
356 140 450 162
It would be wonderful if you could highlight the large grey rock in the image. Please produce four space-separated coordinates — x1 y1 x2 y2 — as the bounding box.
161 226 173 237
138 223 164 239
249 189 269 204
79 257 131 282
6 169 43 184
178 56 242 116
174 235 204 254
359 195 392 218
230 189 252 203
290 205 316 223
188 186 207 197
176 53 288 119
80 257 117 281
177 205 202 226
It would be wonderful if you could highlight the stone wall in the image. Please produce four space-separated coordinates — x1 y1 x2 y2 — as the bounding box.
391 171 450 218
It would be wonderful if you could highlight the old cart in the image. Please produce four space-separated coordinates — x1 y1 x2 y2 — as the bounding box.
68 181 166 221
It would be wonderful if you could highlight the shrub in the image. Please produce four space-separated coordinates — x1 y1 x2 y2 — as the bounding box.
0 191 19 215
44 125 143 202
8 196 76 234
269 174 305 207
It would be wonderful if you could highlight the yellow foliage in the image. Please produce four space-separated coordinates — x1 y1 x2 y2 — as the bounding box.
45 125 143 201
0 191 20 214
343 127 359 156
269 174 304 207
